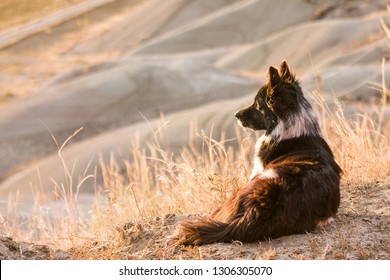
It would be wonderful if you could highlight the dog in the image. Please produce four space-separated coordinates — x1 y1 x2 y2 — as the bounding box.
175 61 341 246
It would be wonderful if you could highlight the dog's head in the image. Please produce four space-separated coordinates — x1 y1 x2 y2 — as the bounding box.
235 61 304 134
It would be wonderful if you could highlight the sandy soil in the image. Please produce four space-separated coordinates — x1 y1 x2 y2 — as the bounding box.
0 235 70 260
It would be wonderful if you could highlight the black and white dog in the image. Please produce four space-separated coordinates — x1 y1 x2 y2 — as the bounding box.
176 61 341 246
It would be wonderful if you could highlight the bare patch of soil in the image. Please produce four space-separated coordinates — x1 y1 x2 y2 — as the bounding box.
0 235 70 260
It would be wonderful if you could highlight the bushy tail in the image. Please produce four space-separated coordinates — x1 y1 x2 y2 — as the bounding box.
174 216 248 246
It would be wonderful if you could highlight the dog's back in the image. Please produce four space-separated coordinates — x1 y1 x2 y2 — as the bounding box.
175 61 341 246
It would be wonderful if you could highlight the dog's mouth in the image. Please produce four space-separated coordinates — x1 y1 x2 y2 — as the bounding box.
236 118 245 128
236 118 253 130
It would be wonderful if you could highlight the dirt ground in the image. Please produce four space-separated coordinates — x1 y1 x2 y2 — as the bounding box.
2 178 387 260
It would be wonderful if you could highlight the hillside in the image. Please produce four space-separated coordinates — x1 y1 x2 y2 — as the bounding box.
0 0 389 259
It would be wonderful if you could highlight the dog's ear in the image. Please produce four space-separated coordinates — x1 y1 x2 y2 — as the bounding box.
268 66 282 88
279 60 298 83
279 60 291 80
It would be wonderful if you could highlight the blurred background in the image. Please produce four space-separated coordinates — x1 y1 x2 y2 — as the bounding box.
0 0 389 217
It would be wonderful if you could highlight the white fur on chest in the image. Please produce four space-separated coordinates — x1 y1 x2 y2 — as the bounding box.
250 156 264 180
250 134 278 181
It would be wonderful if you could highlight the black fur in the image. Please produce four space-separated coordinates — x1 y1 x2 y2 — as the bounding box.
175 61 341 246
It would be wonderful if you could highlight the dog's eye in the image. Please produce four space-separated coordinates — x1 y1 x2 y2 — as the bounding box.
255 104 265 114
258 107 265 114
268 97 276 105
255 103 263 111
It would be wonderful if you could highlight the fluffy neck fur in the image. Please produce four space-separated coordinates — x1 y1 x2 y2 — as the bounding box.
269 98 321 142
250 99 321 180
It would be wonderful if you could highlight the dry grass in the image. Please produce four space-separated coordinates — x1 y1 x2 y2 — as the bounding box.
83 126 253 250
316 99 389 184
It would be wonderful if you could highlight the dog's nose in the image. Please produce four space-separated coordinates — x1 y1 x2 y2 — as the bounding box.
234 111 241 118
